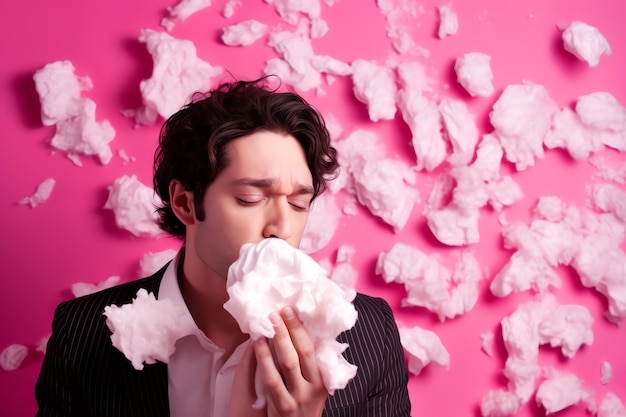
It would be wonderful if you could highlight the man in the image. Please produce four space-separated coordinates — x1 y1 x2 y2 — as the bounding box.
35 78 411 416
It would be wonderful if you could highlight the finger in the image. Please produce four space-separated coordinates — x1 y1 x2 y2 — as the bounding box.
253 335 291 400
280 307 321 384
266 311 304 389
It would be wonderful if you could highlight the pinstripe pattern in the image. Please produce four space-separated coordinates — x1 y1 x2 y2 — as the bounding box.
35 266 411 417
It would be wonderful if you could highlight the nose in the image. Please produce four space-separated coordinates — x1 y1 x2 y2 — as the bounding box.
262 197 293 240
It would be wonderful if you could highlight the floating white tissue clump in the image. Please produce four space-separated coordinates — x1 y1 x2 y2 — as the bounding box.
18 178 56 208
224 238 358 396
300 191 340 254
562 21 612 67
351 59 397 122
335 129 418 232
424 135 522 246
480 294 593 417
71 276 120 298
221 20 268 46
454 52 494 97
0 344 29 371
34 60 115 166
601 361 613 385
576 92 626 152
535 370 596 414
265 29 321 92
437 5 458 39
480 332 495 357
132 29 223 126
266 0 327 38
598 393 626 417
490 81 558 170
138 248 178 277
491 193 626 323
104 175 163 238
222 0 241 18
398 325 450 375
439 98 480 166
104 289 186 370
161 0 212 31
376 243 484 320
396 62 446 172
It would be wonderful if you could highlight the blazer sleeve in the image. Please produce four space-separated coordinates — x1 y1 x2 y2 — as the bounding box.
324 294 411 417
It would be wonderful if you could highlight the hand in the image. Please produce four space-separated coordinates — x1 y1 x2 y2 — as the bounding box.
255 307 328 417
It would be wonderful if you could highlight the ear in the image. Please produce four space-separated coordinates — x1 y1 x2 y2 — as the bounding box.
169 180 196 226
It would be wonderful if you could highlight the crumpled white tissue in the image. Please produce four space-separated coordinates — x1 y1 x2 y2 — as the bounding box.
454 52 494 97
335 129 418 232
376 243 484 321
299 191 340 254
138 248 178 277
576 92 626 152
104 289 186 370
351 59 397 122
480 294 593 417
0 344 29 371
161 0 213 31
71 276 120 298
222 20 268 46
396 62 446 172
223 238 358 399
535 369 596 414
561 21 612 67
103 175 163 238
489 81 558 170
131 29 223 126
34 60 115 165
437 5 458 39
18 178 56 208
397 325 450 375
598 392 626 417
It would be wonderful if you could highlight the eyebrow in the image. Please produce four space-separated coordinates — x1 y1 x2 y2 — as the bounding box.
230 178 315 196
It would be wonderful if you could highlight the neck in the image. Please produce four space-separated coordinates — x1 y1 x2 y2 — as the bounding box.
177 249 247 351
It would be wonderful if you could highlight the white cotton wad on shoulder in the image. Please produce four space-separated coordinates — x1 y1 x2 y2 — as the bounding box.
224 238 358 408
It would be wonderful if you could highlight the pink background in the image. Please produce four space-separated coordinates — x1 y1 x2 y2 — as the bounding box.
1 0 625 416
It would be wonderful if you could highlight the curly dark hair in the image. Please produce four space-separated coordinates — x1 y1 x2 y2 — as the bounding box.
153 77 339 238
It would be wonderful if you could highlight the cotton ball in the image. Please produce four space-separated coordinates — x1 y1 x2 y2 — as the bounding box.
398 325 450 375
18 178 56 208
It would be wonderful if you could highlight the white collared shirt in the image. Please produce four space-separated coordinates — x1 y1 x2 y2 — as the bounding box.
158 255 250 417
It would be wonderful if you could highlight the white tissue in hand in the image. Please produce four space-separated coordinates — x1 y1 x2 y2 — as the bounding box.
562 21 612 67
104 175 163 238
104 289 186 370
224 239 358 393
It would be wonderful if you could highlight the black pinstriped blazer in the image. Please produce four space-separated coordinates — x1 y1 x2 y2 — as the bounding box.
35 265 411 417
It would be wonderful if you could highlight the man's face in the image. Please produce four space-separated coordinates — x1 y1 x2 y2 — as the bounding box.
190 130 314 280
